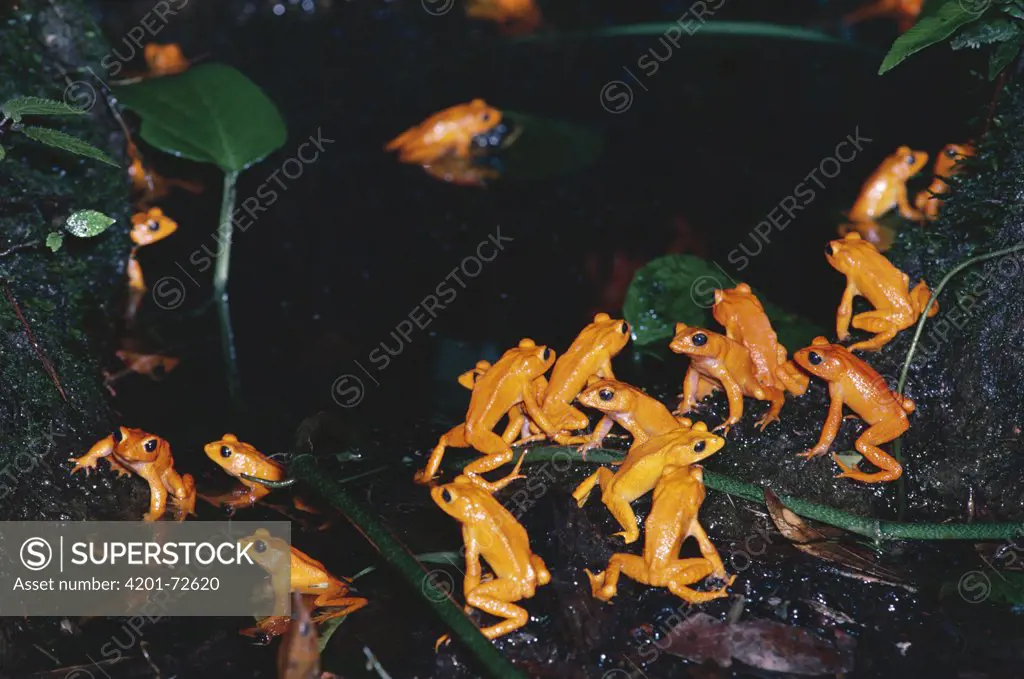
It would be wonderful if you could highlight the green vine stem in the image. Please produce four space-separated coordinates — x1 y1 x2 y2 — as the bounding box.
464 447 1024 541
892 242 1024 518
288 455 526 679
215 170 242 410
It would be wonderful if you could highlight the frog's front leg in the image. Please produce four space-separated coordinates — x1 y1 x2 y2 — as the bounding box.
835 418 907 483
848 310 903 352
571 466 614 507
753 385 785 431
69 434 117 475
165 471 196 519
896 185 925 222
675 367 702 415
688 519 728 578
836 280 858 341
799 384 845 459
142 476 168 522
415 424 467 485
464 579 529 640
603 493 641 544
711 369 744 435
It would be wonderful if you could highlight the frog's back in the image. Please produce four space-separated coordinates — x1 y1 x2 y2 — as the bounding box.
473 489 533 579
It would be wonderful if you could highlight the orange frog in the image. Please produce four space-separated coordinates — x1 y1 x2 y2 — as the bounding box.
239 529 367 641
793 337 914 483
458 360 544 445
130 207 178 246
202 434 287 508
414 339 561 490
431 462 551 644
914 143 974 220
713 283 809 396
587 464 734 603
103 349 179 395
124 252 146 324
277 592 322 679
70 427 196 521
572 423 724 544
839 146 928 251
575 379 692 456
385 99 502 165
844 0 922 32
523 314 631 448
670 323 785 434
466 0 542 35
128 142 203 209
144 43 190 76
827 232 937 352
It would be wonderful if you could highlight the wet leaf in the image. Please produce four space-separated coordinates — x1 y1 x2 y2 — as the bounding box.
949 18 1021 49
114 63 286 172
64 209 116 237
989 41 1020 79
879 0 984 74
1 96 87 122
20 126 118 166
45 232 63 252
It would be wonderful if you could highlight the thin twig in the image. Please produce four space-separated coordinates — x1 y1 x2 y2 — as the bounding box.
3 283 68 401
0 240 41 257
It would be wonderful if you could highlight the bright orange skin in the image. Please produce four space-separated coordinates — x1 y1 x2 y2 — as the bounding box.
915 143 975 220
521 313 631 447
670 323 784 434
103 350 178 395
239 529 367 641
712 283 809 396
385 99 502 165
431 465 550 643
124 253 146 323
421 154 502 187
203 434 286 508
127 143 203 209
793 338 915 483
575 379 693 457
69 427 195 521
415 338 558 490
130 208 178 246
827 232 938 352
840 146 928 251
465 0 542 34
276 592 321 679
844 0 922 32
572 422 724 544
144 43 189 76
586 464 735 603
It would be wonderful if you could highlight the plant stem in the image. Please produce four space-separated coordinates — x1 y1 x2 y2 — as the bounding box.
215 171 242 410
467 447 1024 541
288 455 526 679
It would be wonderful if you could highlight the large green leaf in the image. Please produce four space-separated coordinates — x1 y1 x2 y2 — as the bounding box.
20 126 118 166
623 254 824 349
879 0 984 74
501 110 604 181
2 96 88 122
113 63 286 172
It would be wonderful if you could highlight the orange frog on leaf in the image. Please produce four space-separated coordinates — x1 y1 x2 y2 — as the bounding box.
793 338 914 483
670 323 785 435
712 283 809 396
844 0 922 32
839 146 928 252
131 207 178 246
587 464 734 603
914 143 974 221
239 529 367 643
827 232 937 352
202 434 287 509
70 427 196 521
385 99 502 165
431 462 550 645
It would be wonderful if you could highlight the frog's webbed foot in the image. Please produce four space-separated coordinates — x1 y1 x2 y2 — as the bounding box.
712 423 732 437
412 469 439 486
797 446 829 460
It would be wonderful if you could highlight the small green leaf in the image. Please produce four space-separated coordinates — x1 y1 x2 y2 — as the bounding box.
113 63 287 172
879 0 984 74
1 96 89 123
990 40 1021 78
623 254 824 348
64 209 116 237
950 19 1021 49
45 232 63 252
317 615 347 653
20 127 118 166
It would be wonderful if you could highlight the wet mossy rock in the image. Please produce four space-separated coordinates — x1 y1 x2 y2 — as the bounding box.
0 1 131 521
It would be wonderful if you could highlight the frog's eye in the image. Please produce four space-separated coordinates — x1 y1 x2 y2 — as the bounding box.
905 155 916 165
692 333 708 347
441 489 453 503
543 347 553 361
599 388 615 401
112 429 123 443
945 147 958 158
619 321 629 334
148 220 160 231
220 445 232 458
807 351 823 366
254 539 267 553
143 438 158 452
825 243 835 257
694 440 706 453
481 111 491 122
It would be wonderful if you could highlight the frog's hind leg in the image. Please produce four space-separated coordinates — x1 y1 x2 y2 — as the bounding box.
465 579 530 640
310 596 368 623
415 424 467 485
586 553 646 602
753 385 785 431
910 280 939 318
664 559 732 604
847 311 901 352
834 419 906 483
571 466 614 507
775 346 809 395
463 429 525 492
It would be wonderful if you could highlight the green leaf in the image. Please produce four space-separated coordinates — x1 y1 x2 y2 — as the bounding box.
0 146 5 162
20 126 118 166
1002 1 1024 20
64 209 116 237
500 110 604 181
990 40 1021 78
622 254 824 349
1 96 88 122
879 0 984 74
45 232 63 252
950 19 1021 49
113 63 287 172
317 615 347 653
